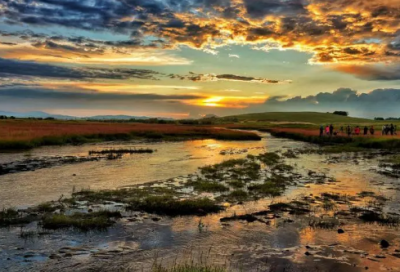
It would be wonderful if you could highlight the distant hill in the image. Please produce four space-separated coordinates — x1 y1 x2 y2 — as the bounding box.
223 112 372 124
86 115 152 120
0 111 174 121
0 111 77 120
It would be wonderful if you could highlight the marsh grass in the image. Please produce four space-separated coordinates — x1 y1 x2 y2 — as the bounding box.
72 186 178 204
308 218 339 229
216 190 249 202
0 208 33 227
152 264 226 272
320 193 350 203
226 180 245 188
187 180 229 193
322 200 336 211
255 152 281 165
268 201 310 215
248 182 283 197
36 202 60 213
88 148 154 155
128 196 222 216
353 209 400 225
41 210 122 231
0 120 261 151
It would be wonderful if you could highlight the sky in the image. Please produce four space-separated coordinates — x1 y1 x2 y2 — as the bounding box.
1 0 400 118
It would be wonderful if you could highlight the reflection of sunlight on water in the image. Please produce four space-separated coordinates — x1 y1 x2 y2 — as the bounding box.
3 132 400 271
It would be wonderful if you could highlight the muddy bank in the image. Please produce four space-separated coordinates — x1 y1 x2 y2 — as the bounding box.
0 148 155 176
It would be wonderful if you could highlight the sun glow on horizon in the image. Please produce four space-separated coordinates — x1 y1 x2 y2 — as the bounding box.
192 96 268 108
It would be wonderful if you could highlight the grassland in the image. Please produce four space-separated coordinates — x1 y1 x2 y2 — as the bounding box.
223 111 372 124
223 112 400 150
0 119 261 151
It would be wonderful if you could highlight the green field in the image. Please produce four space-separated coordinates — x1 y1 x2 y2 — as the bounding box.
224 112 373 124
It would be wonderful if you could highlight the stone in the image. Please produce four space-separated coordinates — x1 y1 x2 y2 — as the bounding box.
380 240 390 248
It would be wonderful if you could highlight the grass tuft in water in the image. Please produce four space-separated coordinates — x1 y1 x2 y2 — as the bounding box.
152 264 226 272
187 180 229 193
128 196 222 216
41 210 122 231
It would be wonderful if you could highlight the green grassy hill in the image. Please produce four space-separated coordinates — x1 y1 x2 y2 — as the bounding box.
224 112 372 124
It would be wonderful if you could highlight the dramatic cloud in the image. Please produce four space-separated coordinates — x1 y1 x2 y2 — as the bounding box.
334 64 400 81
184 73 292 84
0 31 190 65
260 88 400 118
0 58 162 80
2 0 400 67
0 85 203 101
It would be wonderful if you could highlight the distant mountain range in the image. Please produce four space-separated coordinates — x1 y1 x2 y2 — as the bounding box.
0 111 174 120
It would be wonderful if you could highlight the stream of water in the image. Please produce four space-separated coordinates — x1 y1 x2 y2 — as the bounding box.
1 132 400 272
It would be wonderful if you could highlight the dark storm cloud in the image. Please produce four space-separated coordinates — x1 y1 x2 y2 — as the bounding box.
0 58 161 80
0 85 203 101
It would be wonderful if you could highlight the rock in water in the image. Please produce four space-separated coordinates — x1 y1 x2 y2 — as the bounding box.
337 229 345 234
380 240 390 248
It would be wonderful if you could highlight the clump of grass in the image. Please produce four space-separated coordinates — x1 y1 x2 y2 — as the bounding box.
309 218 339 229
72 186 178 204
282 150 298 159
256 152 281 165
269 201 310 214
187 180 229 193
128 196 222 216
357 191 375 198
226 180 245 188
36 202 60 213
200 158 261 181
153 264 226 272
272 164 294 172
0 208 33 227
248 182 283 197
89 148 154 155
217 189 249 202
357 210 399 225
41 210 122 231
321 192 349 202
248 174 289 197
269 202 293 212
220 213 259 223
322 200 336 211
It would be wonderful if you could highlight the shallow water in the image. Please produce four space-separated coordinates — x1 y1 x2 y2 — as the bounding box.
1 133 400 271
0 132 307 208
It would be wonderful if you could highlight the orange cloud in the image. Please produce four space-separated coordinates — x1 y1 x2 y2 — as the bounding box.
190 95 267 108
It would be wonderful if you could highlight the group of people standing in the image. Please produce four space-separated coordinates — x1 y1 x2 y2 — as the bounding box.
381 124 397 136
319 124 397 137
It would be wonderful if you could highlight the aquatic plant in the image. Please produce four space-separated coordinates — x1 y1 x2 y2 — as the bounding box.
187 180 229 193
216 190 249 202
128 196 222 216
152 264 226 272
88 148 155 155
41 210 122 231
